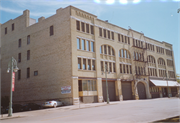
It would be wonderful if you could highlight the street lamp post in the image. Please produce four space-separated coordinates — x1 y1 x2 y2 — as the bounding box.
166 72 170 98
7 57 19 117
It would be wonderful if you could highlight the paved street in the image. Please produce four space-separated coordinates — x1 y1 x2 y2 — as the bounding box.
1 98 180 123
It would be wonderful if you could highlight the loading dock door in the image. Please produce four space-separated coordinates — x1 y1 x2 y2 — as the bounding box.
102 81 116 102
122 82 133 100
137 82 146 99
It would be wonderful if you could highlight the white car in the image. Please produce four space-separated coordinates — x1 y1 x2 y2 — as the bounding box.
42 101 63 108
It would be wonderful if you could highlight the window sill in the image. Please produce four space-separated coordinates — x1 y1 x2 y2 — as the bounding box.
78 69 96 72
77 49 95 53
76 30 94 36
98 36 114 41
118 42 130 45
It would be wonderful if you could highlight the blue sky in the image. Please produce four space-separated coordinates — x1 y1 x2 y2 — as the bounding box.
0 0 180 75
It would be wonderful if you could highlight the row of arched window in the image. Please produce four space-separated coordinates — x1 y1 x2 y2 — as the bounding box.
99 45 170 66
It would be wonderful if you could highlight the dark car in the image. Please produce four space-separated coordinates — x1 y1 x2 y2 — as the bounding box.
5 104 23 113
13 104 23 112
22 103 41 111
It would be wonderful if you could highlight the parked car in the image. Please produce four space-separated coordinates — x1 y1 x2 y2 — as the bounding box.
12 104 23 112
42 100 63 108
22 103 41 111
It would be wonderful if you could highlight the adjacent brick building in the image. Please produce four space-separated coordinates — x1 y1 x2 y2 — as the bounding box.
1 6 179 105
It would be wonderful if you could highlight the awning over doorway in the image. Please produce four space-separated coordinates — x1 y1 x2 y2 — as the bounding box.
150 80 180 87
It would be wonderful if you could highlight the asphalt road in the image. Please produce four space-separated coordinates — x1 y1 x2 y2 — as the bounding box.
1 98 180 123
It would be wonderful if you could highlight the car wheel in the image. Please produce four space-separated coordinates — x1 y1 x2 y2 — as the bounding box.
53 104 57 108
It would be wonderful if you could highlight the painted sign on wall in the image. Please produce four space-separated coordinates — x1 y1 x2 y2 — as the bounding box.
61 86 71 94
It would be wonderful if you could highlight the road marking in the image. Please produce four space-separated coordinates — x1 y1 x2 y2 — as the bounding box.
41 114 79 121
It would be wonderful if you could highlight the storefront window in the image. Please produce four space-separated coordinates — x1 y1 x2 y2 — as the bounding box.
78 80 97 91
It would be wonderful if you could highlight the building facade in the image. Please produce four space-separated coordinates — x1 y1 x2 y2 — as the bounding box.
1 6 179 105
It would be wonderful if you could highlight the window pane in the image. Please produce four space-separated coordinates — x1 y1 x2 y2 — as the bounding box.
81 22 85 32
86 24 89 33
92 60 95 70
83 59 86 70
82 80 87 91
82 39 85 50
91 42 94 52
77 38 80 49
78 58 81 69
109 62 112 72
121 49 124 57
76 20 80 30
86 41 90 51
88 80 92 91
88 59 91 70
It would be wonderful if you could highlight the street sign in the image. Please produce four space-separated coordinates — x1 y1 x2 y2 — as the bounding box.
12 72 15 91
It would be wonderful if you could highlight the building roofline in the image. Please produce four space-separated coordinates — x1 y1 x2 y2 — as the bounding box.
69 5 97 18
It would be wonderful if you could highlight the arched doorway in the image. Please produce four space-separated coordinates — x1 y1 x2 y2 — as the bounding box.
137 82 146 99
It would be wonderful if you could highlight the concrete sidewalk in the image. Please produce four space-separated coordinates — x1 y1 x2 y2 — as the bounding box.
0 97 176 120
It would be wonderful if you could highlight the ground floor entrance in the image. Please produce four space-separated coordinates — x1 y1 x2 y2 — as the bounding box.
102 81 116 102
121 82 133 100
137 82 146 99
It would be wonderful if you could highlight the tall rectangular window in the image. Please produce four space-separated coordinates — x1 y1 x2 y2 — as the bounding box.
50 25 54 36
113 63 116 72
109 62 112 72
81 22 85 32
104 29 106 38
123 64 126 73
86 41 90 51
125 36 127 43
12 23 14 31
82 39 85 50
27 35 30 44
76 20 80 31
18 39 21 47
126 65 129 74
86 24 89 33
18 53 21 63
27 50 30 60
27 68 30 78
91 25 94 35
111 32 114 40
108 30 110 39
118 34 120 42
121 35 124 42
77 38 80 49
18 70 21 80
78 58 81 69
92 60 95 70
83 59 86 70
99 28 102 36
91 42 94 52
104 45 107 54
88 59 91 70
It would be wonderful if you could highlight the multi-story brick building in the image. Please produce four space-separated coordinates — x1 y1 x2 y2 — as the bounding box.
1 6 179 105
